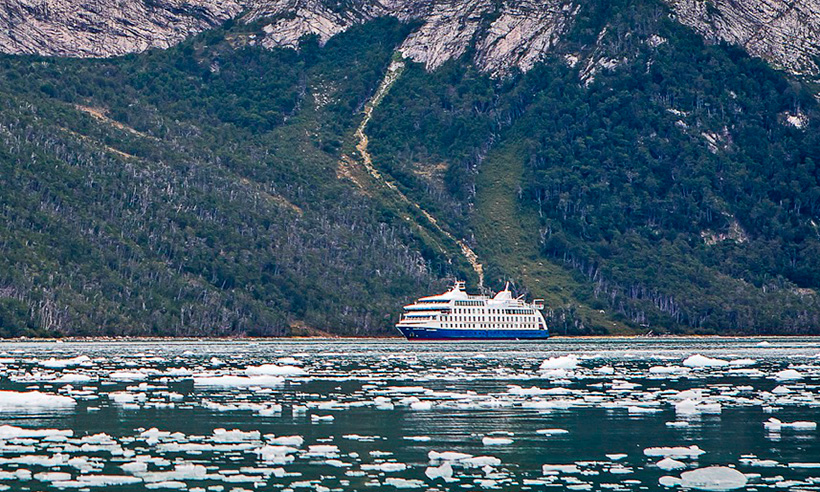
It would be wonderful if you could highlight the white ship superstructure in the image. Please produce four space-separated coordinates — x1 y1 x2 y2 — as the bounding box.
396 281 549 340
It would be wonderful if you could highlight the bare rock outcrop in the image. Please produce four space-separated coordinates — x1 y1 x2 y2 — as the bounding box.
666 0 820 76
3 0 820 78
0 0 244 57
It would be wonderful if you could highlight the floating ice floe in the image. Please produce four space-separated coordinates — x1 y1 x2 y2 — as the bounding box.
649 365 689 375
109 371 148 382
384 477 425 488
245 365 307 377
675 398 721 415
537 428 569 436
266 435 303 446
764 418 816 431
193 375 284 387
542 464 581 474
39 356 92 369
482 437 513 445
679 466 747 490
425 462 455 481
682 355 729 368
0 425 72 439
773 369 803 381
540 355 579 370
0 391 75 411
656 458 686 471
644 445 705 458
410 401 433 410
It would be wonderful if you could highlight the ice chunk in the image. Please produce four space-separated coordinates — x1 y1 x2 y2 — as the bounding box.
675 399 721 415
0 391 75 411
682 355 729 368
537 429 569 436
774 369 802 380
0 425 72 439
463 456 501 467
266 436 303 446
35 471 72 482
656 458 686 471
542 464 580 474
540 355 579 370
245 365 307 377
310 415 334 422
649 366 689 374
53 374 93 384
729 358 756 366
193 375 284 387
659 476 682 487
644 445 705 458
507 385 551 396
362 462 406 472
597 366 615 374
482 437 513 445
425 462 455 481
410 401 433 410
39 356 92 369
404 436 431 442
429 451 472 462
679 466 747 490
764 418 816 431
384 477 425 488
109 371 148 381
212 428 261 443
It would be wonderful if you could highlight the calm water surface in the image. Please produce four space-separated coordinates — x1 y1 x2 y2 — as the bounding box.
0 338 818 491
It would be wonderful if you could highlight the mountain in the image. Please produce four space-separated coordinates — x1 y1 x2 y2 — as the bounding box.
0 0 819 337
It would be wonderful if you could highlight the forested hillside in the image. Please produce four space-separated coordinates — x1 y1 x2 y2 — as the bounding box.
1 0 819 336
369 0 820 334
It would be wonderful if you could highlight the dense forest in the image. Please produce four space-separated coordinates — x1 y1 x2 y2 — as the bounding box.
1 0 819 336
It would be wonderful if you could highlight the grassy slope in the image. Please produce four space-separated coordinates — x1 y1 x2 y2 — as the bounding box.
473 140 636 335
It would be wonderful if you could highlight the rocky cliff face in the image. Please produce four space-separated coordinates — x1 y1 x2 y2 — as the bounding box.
667 0 820 77
1 0 818 77
0 0 244 57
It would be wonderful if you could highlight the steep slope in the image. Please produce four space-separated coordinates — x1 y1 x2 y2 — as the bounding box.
4 0 820 83
1 0 820 336
0 19 447 337
367 0 820 334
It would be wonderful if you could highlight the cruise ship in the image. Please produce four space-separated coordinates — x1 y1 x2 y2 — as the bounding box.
396 281 549 340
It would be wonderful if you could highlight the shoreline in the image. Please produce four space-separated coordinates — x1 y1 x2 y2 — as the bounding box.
0 334 808 343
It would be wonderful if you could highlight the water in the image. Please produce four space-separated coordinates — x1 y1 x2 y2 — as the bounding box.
0 338 818 490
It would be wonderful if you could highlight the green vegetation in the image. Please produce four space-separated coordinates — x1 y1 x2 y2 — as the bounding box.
1 0 819 336
368 0 820 334
0 19 449 337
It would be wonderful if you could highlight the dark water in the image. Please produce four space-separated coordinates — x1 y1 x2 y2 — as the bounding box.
0 338 818 491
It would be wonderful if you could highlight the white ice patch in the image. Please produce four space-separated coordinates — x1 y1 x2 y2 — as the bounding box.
0 425 72 439
193 375 284 387
644 445 705 458
0 391 75 411
540 355 579 370
542 464 581 474
245 365 307 377
679 466 747 490
482 437 513 445
764 418 817 431
39 356 92 369
774 369 803 380
109 371 148 382
682 355 729 368
537 429 569 436
656 458 687 471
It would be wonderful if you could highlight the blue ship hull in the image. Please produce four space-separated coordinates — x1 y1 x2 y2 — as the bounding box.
397 326 549 340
